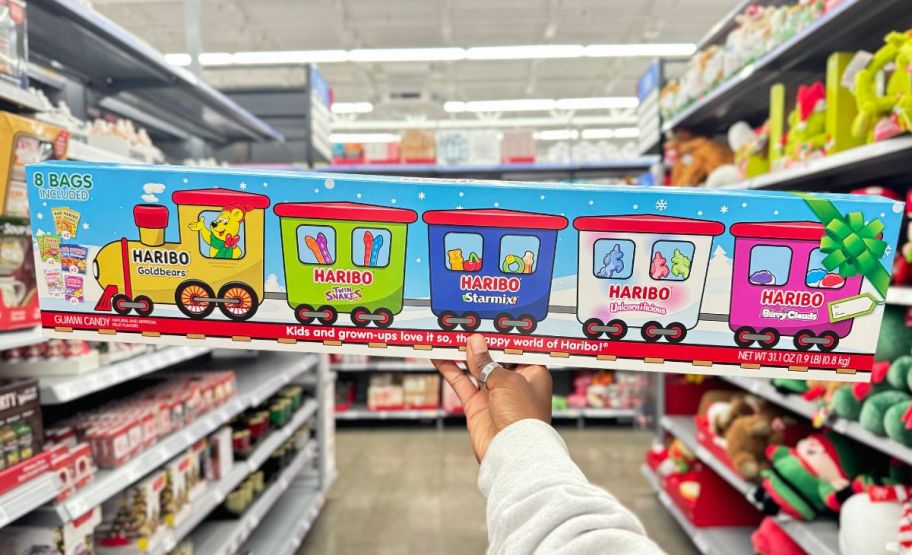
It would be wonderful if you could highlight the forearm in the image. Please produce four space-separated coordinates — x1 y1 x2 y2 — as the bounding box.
478 419 663 555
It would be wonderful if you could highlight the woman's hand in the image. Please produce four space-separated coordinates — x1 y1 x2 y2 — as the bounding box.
433 334 552 462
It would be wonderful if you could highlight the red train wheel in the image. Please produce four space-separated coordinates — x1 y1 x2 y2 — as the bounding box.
793 329 814 351
374 308 394 329
460 312 481 332
112 294 132 315
317 305 338 326
175 280 216 319
295 304 315 325
758 327 780 349
641 321 662 343
134 295 154 317
437 310 458 331
494 313 514 334
734 326 756 348
351 307 371 327
666 322 686 344
818 331 839 353
218 283 258 321
583 318 603 340
517 314 537 335
606 319 628 340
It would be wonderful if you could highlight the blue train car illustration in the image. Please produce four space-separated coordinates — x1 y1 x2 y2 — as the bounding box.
423 208 568 334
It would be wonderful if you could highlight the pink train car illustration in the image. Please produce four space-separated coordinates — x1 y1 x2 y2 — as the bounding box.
729 221 862 352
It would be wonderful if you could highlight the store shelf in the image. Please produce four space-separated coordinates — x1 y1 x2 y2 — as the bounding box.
719 136 912 190
552 408 637 419
37 352 317 523
27 0 282 143
66 140 136 164
242 483 325 555
640 464 754 555
335 406 446 420
776 518 840 555
38 346 212 404
319 159 659 177
0 81 47 112
662 0 912 134
0 327 46 351
0 472 62 529
723 375 912 466
331 361 434 372
146 403 318 555
190 441 317 555
693 0 755 51
887 286 912 306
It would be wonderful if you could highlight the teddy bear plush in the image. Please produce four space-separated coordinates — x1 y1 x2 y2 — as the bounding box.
724 398 786 480
667 131 734 186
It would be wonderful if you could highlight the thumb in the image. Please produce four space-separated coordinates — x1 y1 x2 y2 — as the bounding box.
465 334 494 380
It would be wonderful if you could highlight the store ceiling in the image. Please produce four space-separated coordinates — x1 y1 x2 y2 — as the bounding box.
90 0 733 126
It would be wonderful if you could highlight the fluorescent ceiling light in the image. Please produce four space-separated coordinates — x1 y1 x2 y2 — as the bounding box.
534 129 579 141
330 133 399 144
611 127 641 138
232 50 349 65
581 127 641 139
349 48 464 62
198 52 234 66
164 42 696 67
332 102 374 114
444 96 636 113
555 97 639 110
585 43 696 57
466 44 585 60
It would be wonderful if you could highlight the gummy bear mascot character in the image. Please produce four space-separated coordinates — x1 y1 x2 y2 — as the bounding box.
189 204 248 259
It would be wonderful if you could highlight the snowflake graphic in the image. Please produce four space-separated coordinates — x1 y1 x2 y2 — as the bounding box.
540 195 546 200
494 202 500 208
588 200 594 206
720 205 729 214
633 204 639 210
459 192 464 198
313 188 319 193
416 258 422 264
41 202 47 207
417 192 426 200
885 245 893 257
36 213 43 220
239 182 247 190
774 210 779 215
391 198 397 204
356 193 362 198
655 199 668 211
262 182 269 188
697 210 703 216
182 178 188 184
456 204 463 210
82 222 90 231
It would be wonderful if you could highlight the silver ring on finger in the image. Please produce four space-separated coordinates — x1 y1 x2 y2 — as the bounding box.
478 361 501 389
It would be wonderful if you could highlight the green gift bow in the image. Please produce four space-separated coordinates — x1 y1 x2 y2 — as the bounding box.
795 192 891 299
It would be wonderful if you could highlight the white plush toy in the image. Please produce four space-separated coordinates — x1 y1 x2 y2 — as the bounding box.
839 492 904 555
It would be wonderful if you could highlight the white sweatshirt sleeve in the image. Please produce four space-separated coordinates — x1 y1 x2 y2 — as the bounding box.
478 419 665 555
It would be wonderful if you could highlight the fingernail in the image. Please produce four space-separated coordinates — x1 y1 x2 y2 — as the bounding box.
469 334 487 353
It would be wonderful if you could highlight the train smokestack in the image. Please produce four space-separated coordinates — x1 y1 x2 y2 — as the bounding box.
133 205 169 247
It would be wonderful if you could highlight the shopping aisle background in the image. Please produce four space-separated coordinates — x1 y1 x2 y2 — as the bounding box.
300 427 695 554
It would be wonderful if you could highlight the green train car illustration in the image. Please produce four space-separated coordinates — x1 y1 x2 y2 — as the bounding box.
274 202 418 327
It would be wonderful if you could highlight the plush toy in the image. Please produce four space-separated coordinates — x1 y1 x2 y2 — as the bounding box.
657 438 696 477
751 516 807 555
697 390 750 438
771 378 809 395
884 401 912 447
860 390 912 436
567 372 591 409
840 488 907 555
667 131 734 186
852 30 912 142
803 380 847 427
725 402 785 480
756 432 867 520
785 81 828 162
706 120 770 188
832 360 891 420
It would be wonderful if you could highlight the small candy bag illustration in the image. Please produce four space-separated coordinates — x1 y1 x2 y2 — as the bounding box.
44 270 64 298
61 244 88 274
52 207 81 240
64 274 83 303
37 235 61 265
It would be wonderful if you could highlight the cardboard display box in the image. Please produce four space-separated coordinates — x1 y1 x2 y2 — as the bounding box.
25 162 904 382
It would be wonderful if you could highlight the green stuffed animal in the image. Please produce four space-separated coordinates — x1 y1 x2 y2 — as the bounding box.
887 355 912 391
860 390 912 436
884 400 912 446
852 30 912 142
831 360 892 421
771 379 809 395
785 81 827 161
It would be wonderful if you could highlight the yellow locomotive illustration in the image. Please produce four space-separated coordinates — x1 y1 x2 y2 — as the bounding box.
93 188 270 321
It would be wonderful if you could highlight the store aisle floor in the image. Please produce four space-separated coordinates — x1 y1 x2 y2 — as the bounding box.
298 426 697 555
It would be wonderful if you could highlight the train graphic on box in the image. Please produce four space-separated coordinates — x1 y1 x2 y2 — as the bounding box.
89 188 861 353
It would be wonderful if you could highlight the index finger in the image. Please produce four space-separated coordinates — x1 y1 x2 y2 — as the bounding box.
432 359 478 405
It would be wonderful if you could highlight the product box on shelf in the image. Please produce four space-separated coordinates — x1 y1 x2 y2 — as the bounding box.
0 0 28 89
25 162 904 382
0 214 40 329
5 505 102 555
0 377 42 469
1 112 67 218
98 470 166 550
